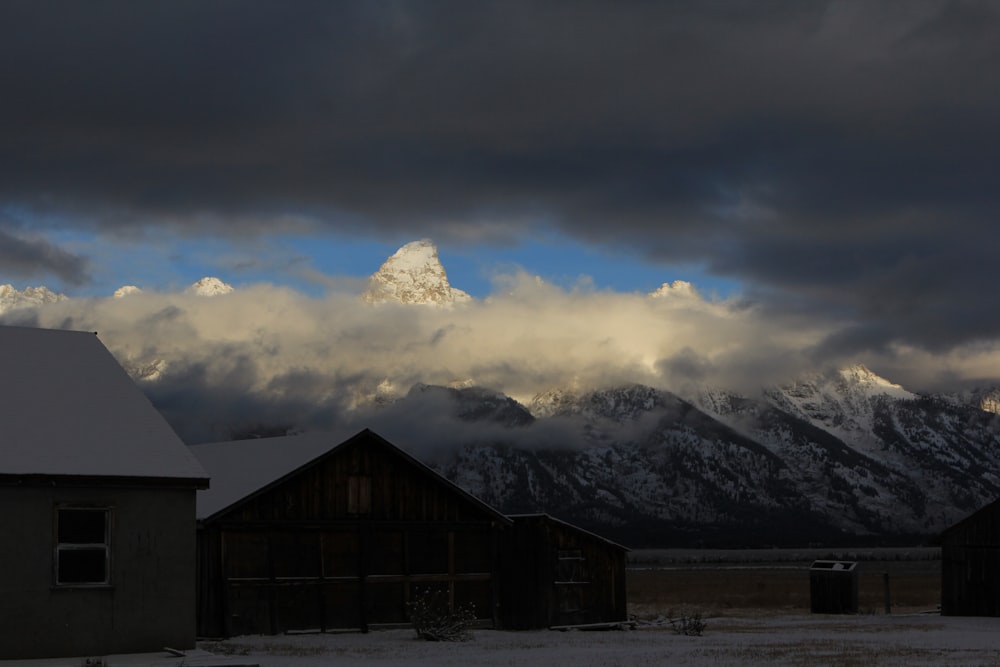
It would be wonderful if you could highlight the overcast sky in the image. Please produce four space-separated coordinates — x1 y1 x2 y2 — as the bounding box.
2 1 1000 438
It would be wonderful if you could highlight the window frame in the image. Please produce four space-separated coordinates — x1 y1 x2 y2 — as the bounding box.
53 505 113 588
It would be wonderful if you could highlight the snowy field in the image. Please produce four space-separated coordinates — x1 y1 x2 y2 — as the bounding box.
197 614 1000 667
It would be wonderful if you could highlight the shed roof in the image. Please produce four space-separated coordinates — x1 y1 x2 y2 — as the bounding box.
940 496 1000 543
190 428 511 523
508 513 631 552
0 326 208 484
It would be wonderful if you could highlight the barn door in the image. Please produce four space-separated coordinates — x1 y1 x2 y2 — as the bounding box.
222 528 365 635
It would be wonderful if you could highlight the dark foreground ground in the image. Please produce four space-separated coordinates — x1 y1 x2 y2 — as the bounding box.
187 546 1000 666
8 548 995 667
193 615 1000 667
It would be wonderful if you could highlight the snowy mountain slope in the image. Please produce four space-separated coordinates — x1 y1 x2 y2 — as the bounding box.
423 385 838 545
362 239 471 305
405 383 535 426
942 386 1000 416
0 284 64 314
761 365 915 455
683 369 1000 535
412 376 1000 545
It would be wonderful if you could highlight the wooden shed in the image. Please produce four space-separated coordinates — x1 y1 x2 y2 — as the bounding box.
191 429 512 637
0 326 209 659
941 498 1000 616
498 514 629 630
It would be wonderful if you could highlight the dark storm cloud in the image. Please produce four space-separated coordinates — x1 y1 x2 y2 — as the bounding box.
2 1 1000 352
0 228 90 285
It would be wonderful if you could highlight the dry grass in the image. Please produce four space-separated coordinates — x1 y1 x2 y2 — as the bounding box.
627 557 941 619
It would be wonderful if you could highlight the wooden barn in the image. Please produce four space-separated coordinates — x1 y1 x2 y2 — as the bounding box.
498 514 629 629
941 498 1000 616
0 326 209 659
191 429 630 636
191 429 512 637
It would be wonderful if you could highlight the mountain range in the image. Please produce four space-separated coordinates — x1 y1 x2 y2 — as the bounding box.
0 284 64 313
414 372 1000 546
0 276 236 315
355 242 1000 545
4 240 1000 546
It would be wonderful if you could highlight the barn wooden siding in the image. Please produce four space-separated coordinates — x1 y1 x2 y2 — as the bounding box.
197 430 508 637
941 499 1000 616
498 514 628 629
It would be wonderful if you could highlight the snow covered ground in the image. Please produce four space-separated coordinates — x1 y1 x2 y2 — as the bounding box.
196 614 1000 667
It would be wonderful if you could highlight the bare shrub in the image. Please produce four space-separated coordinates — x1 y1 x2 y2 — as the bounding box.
669 611 707 636
407 587 477 642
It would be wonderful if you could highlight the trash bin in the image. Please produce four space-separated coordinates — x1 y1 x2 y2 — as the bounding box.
809 560 858 614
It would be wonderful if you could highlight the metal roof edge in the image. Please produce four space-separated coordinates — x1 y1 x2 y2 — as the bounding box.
0 473 209 489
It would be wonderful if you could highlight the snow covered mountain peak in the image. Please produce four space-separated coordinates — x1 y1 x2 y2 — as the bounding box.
837 364 915 400
186 277 234 297
756 364 918 458
362 239 471 306
649 280 698 299
0 284 65 314
977 388 1000 415
113 285 143 298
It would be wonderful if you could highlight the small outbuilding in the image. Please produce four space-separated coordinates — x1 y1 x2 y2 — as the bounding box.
0 326 209 659
941 498 1000 616
499 514 629 629
808 560 858 614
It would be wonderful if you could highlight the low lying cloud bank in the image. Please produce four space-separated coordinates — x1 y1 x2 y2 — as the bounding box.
3 272 999 443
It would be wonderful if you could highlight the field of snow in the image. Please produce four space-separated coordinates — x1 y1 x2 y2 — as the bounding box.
197 614 1000 667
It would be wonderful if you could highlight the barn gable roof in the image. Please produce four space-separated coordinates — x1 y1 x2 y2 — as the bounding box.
0 326 208 485
191 428 511 524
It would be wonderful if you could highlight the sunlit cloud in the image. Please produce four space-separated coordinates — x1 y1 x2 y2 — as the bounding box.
0 269 908 442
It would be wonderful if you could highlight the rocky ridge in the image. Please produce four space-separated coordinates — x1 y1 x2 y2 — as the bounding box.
362 239 471 305
399 369 1000 546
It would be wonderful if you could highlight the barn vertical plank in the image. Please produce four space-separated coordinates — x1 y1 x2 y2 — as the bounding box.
199 431 633 635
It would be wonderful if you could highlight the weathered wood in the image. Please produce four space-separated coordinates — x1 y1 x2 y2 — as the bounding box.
197 431 508 636
498 514 629 630
551 621 637 631
941 499 1000 616
197 431 629 636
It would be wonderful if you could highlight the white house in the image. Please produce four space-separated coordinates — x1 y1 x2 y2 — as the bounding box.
0 326 208 660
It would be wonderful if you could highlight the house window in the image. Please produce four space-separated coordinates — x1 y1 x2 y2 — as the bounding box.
55 507 111 586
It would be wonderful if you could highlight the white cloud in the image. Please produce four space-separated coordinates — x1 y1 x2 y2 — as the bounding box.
7 270 1000 440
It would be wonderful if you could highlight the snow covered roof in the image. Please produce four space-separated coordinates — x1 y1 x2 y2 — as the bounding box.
190 428 511 523
191 430 350 519
0 326 208 484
